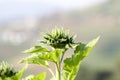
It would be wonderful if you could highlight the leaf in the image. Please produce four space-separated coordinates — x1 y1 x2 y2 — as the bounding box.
22 75 34 80
61 71 69 80
21 49 63 70
73 36 100 62
11 65 27 80
24 46 49 54
47 49 63 63
4 77 12 80
36 49 63 63
63 36 99 80
50 77 56 80
30 72 46 80
20 54 49 68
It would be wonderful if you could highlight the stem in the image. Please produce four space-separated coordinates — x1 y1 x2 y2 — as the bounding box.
48 68 56 78
56 63 61 80
58 48 67 80
54 49 67 80
60 48 67 64
60 53 65 64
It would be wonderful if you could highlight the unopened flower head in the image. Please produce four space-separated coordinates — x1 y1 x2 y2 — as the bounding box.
0 62 18 79
41 28 76 49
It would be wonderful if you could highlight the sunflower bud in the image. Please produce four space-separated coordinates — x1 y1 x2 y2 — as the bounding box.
41 28 75 49
0 61 18 79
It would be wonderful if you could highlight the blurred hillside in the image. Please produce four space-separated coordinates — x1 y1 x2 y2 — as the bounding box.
0 0 120 80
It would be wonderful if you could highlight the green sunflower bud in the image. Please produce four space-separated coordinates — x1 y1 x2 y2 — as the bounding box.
0 61 18 79
41 28 75 49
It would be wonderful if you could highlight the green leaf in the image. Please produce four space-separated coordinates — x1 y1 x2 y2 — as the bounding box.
75 36 100 58
21 49 63 70
20 54 49 68
50 77 56 80
30 72 46 80
4 77 12 80
22 75 34 80
61 71 69 80
11 65 27 80
24 46 49 54
63 36 99 80
36 49 63 63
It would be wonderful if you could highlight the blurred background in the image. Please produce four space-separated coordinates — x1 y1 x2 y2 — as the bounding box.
0 0 120 80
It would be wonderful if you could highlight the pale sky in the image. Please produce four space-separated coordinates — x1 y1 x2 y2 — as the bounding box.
0 0 107 21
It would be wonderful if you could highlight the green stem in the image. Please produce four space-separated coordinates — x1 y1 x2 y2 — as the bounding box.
56 63 61 80
48 68 56 79
59 53 65 66
58 49 67 80
60 48 67 64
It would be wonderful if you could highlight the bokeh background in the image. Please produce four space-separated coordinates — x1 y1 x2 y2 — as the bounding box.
0 0 120 80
